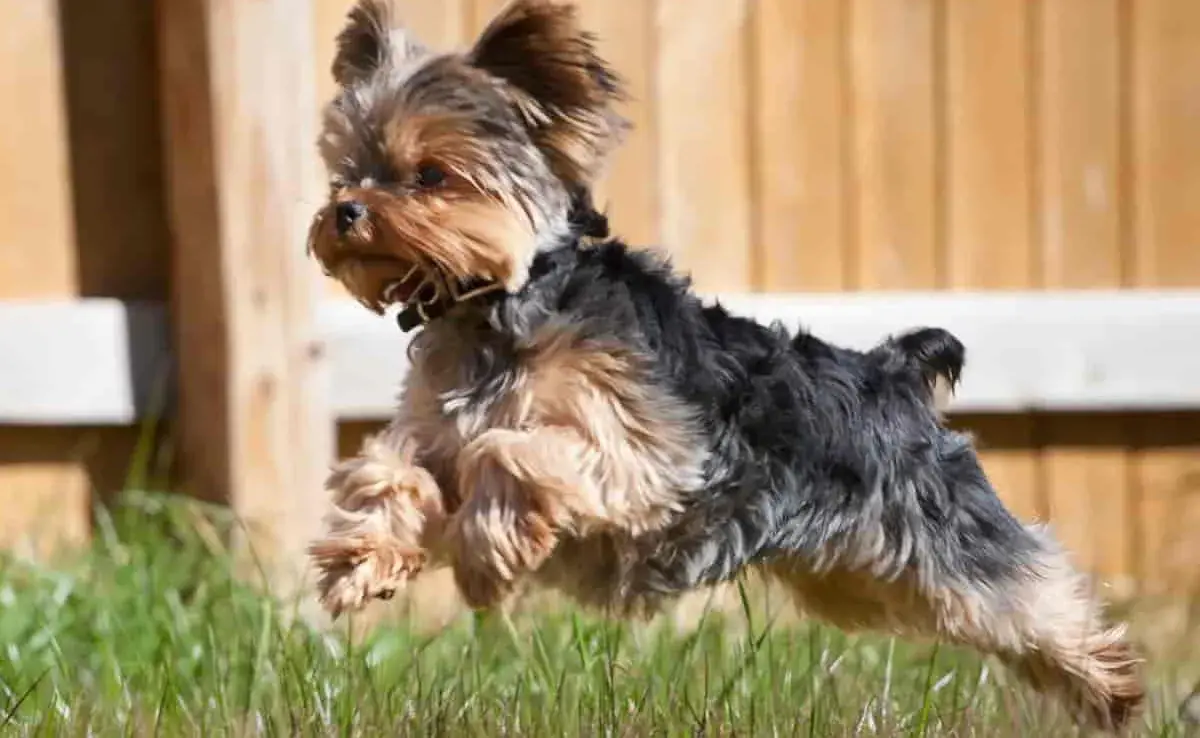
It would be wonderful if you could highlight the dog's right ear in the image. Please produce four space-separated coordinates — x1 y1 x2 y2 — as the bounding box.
332 0 427 87
467 0 628 188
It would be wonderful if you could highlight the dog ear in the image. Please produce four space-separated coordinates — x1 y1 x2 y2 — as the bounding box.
332 0 427 87
467 0 629 187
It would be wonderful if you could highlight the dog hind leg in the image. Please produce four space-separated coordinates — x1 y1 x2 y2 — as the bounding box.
769 522 1144 732
983 525 1144 731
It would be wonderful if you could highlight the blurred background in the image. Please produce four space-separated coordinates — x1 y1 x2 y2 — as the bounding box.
1 0 1199 625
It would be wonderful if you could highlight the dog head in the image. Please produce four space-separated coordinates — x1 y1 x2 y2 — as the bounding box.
307 0 628 318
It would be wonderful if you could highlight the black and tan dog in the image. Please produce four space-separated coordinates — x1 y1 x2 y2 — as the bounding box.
304 1 1144 730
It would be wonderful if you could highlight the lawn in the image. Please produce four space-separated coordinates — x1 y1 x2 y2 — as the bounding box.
1 491 1197 737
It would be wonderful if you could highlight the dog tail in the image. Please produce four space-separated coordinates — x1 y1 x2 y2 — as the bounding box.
876 327 966 410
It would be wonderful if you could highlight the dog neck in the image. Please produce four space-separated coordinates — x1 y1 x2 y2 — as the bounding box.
395 192 610 333
395 276 506 332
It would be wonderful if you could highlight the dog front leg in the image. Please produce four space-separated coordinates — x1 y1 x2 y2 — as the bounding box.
444 427 607 610
307 426 446 619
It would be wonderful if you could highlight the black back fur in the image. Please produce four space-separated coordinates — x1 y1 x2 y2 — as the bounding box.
468 232 1039 610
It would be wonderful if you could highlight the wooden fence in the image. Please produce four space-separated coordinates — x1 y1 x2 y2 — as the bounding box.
1 0 1199 602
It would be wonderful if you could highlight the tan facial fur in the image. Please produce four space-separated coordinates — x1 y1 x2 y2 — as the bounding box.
309 103 538 313
308 0 627 316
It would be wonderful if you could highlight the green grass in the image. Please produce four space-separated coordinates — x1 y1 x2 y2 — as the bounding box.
1 491 1196 737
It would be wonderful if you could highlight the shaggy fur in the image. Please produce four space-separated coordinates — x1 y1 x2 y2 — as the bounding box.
304 1 1146 731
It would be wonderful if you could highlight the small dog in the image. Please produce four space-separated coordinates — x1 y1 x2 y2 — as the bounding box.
305 0 1145 730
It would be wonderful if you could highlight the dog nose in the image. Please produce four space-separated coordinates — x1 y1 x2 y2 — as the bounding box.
335 200 367 235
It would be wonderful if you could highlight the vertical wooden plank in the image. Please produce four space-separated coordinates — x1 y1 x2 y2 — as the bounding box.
0 1 92 554
1037 0 1135 596
849 0 939 289
58 0 169 299
1130 0 1200 597
944 0 1034 290
1040 0 1124 287
753 0 848 291
0 429 91 559
1039 414 1135 597
1131 415 1200 599
577 0 658 247
0 0 76 296
0 425 148 559
942 0 1040 522
657 0 753 292
1131 0 1200 286
158 0 334 593
950 416 1042 524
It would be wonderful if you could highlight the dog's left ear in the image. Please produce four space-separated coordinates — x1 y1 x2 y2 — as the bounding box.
468 0 629 187
332 0 429 87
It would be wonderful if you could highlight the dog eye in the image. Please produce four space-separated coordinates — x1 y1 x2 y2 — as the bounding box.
415 164 446 189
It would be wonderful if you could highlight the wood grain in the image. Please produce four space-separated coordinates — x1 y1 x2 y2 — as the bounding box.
577 0 658 247
157 0 334 592
1130 0 1200 286
0 425 148 559
944 0 1034 289
58 0 168 299
753 0 849 291
0 1 88 552
941 0 1040 521
1036 0 1134 595
849 0 938 289
0 0 76 297
0 428 91 559
952 416 1043 525
1039 415 1136 596
656 0 753 292
1039 0 1123 287
1130 0 1200 596
1131 414 1200 599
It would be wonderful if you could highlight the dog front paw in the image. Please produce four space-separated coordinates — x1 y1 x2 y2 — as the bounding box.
308 446 445 619
308 533 426 618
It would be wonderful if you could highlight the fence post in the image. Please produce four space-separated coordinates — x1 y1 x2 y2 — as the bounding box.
156 0 334 602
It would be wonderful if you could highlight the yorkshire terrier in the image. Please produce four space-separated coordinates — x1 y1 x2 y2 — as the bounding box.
304 0 1145 730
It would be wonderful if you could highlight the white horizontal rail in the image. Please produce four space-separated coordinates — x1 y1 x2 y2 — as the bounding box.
3 291 1200 424
0 300 171 425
